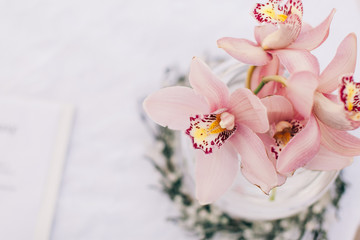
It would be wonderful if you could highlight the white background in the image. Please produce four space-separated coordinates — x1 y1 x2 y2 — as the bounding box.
0 0 360 239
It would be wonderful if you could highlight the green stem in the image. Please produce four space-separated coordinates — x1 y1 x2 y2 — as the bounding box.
269 187 277 202
253 75 287 95
253 81 266 95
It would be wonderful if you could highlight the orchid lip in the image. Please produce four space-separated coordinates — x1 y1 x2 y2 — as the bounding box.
186 112 236 154
340 74 360 120
253 0 303 25
271 120 304 160
313 92 358 130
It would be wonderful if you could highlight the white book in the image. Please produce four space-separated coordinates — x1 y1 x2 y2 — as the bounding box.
0 96 74 240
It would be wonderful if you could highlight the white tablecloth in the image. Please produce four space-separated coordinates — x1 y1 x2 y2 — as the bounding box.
0 0 360 239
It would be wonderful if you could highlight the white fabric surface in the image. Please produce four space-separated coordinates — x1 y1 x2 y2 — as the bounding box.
0 0 360 239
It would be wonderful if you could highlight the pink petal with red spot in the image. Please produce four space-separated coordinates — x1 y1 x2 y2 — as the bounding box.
289 9 336 51
313 92 360 130
261 95 294 124
195 144 239 205
229 88 269 133
217 37 272 66
305 145 353 171
286 71 318 118
261 14 302 50
189 57 230 112
230 124 278 194
257 132 288 187
284 0 303 18
277 115 321 176
143 86 210 131
318 120 360 157
271 49 320 75
252 1 280 25
339 75 360 113
317 33 357 93
257 132 277 167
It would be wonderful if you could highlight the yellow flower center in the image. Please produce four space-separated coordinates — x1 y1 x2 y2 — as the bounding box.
193 117 225 142
273 130 292 145
271 120 304 160
186 113 237 154
260 6 288 22
346 85 355 111
340 75 360 120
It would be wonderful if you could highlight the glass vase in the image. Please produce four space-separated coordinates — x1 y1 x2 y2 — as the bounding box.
179 58 339 221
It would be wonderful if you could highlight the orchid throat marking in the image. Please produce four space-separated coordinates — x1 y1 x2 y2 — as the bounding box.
186 112 236 154
340 75 360 121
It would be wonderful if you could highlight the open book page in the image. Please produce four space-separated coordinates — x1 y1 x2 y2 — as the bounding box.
0 96 74 240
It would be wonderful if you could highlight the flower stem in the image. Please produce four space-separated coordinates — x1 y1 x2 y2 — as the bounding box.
246 66 257 89
253 75 287 95
269 187 277 201
253 81 266 95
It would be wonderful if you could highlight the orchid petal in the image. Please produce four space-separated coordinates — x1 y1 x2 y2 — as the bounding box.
230 124 278 194
271 49 320 75
258 132 277 165
217 38 272 66
305 145 353 171
277 174 287 186
289 9 336 51
261 95 294 124
195 144 239 205
277 115 321 176
262 14 302 50
318 120 360 157
257 132 289 186
294 23 313 40
254 25 278 45
313 92 360 130
252 0 284 25
317 33 357 93
257 81 281 99
286 71 318 118
143 86 210 130
284 0 303 18
189 57 230 112
250 65 263 91
229 88 269 133
299 23 313 33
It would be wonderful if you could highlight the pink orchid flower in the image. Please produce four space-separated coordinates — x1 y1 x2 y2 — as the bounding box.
314 33 360 130
260 95 321 177
143 57 278 204
307 33 360 170
217 0 335 75
254 33 360 172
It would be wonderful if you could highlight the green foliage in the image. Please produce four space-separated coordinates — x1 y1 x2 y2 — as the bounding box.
143 68 347 240
147 125 347 240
